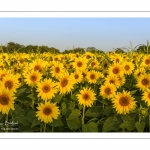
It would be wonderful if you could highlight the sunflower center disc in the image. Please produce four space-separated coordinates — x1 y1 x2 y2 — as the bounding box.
55 67 60 73
104 88 111 95
43 107 52 115
90 74 95 80
142 78 149 86
91 62 95 67
83 94 89 100
0 95 9 105
30 75 37 82
34 65 42 72
86 55 91 59
77 62 82 67
119 97 129 106
116 59 119 63
61 78 68 87
110 80 114 84
42 85 51 93
148 93 150 99
75 74 79 79
145 59 150 65
125 65 130 70
5 80 13 90
104 63 108 68
112 68 119 74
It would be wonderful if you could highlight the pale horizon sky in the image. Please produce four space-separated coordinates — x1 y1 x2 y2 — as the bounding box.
1 18 150 52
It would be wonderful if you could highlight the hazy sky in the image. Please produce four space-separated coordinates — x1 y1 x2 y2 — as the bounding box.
0 18 150 52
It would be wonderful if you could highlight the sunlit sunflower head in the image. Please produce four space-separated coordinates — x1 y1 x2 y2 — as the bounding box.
112 54 123 64
24 71 42 87
117 74 126 86
76 87 96 107
73 57 87 71
36 102 60 124
0 69 9 81
141 55 150 68
0 88 16 114
0 74 20 93
84 52 94 60
56 72 75 95
99 83 116 100
142 89 150 107
71 71 83 84
108 63 124 76
89 59 99 70
105 74 121 88
29 58 47 73
134 67 146 79
36 78 58 101
86 70 99 84
122 61 134 75
136 74 150 91
112 90 137 115
102 59 110 70
50 61 66 79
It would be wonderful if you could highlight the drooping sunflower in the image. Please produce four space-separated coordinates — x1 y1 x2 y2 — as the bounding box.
76 87 96 107
122 61 134 75
0 88 16 114
56 72 75 95
36 101 60 123
112 90 137 115
99 83 116 100
24 71 42 87
136 74 150 91
86 70 99 84
36 79 58 101
0 74 20 93
142 89 150 106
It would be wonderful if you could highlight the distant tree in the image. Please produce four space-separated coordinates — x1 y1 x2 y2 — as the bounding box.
115 48 124 53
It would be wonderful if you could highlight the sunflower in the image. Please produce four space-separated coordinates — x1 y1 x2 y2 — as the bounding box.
141 55 150 68
108 63 124 76
0 88 16 114
71 71 83 84
76 87 96 107
86 70 99 84
105 74 121 88
73 57 87 71
50 61 66 79
0 74 20 93
134 67 145 79
99 83 116 99
136 74 150 91
36 101 60 123
112 90 136 115
36 79 58 101
142 89 150 106
56 72 75 95
122 61 134 75
24 71 42 87
89 59 99 70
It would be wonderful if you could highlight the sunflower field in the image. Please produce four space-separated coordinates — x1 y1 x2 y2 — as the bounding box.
1 47 150 132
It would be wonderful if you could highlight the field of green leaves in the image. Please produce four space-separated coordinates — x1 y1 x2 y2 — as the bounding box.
0 47 150 132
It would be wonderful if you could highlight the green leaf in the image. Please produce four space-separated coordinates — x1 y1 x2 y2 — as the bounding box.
27 93 35 100
102 117 120 132
120 120 135 131
67 117 81 130
130 90 137 95
0 113 4 121
120 113 137 121
82 122 98 132
67 109 81 120
27 110 36 123
19 115 30 126
85 107 101 117
31 118 41 128
61 102 66 115
71 93 78 101
49 118 63 127
16 88 27 96
135 122 146 132
53 93 63 103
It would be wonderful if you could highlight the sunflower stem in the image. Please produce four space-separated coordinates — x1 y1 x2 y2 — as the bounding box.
5 114 8 132
44 123 47 132
40 124 43 132
52 126 54 132
31 88 34 109
82 105 85 126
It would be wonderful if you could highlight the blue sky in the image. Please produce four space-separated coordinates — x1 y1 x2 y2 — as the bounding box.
0 18 150 52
